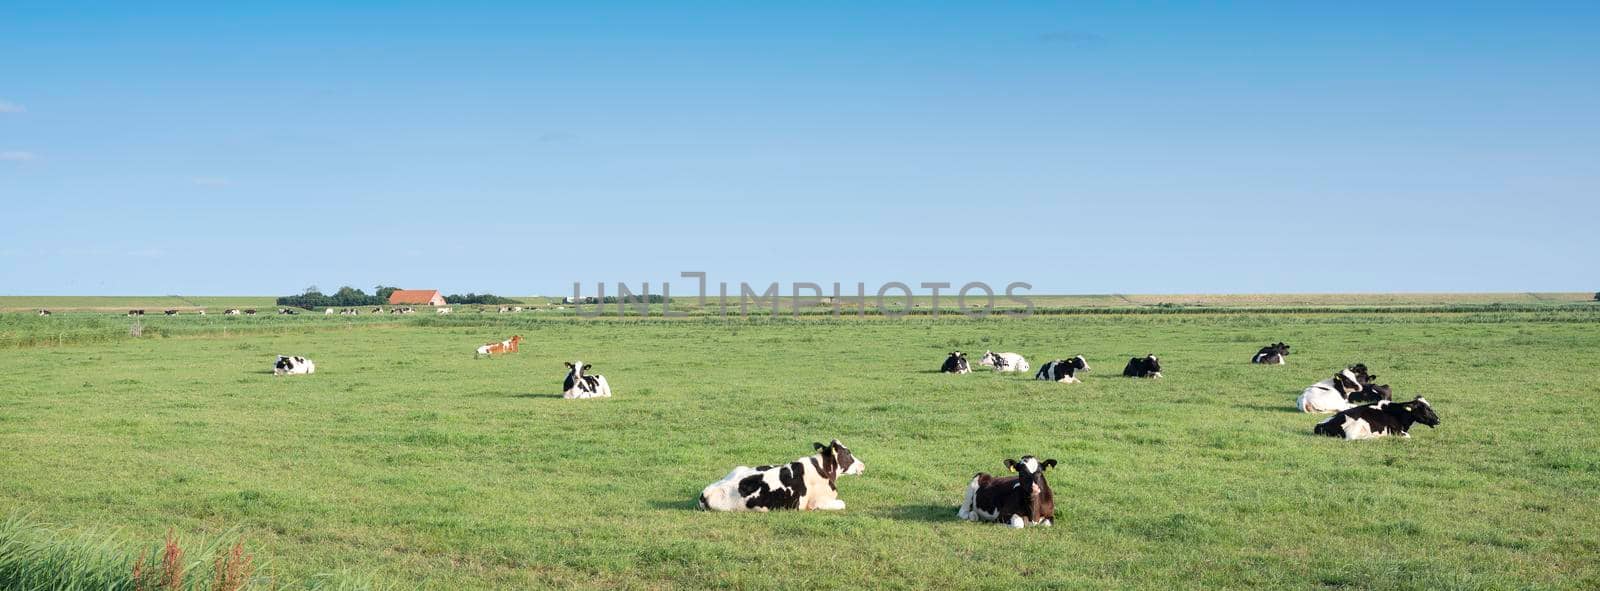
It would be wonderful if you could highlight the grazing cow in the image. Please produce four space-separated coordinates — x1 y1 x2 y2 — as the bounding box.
512 306 523 312
1314 397 1440 440
1297 366 1372 413
562 361 612 399
163 309 178 316
278 308 299 315
941 351 971 374
437 307 452 315
1122 354 1163 378
957 456 1058 528
498 306 511 313
475 335 524 357
225 309 241 315
1035 355 1090 383
197 310 206 315
325 308 336 315
272 355 315 376
244 309 257 315
127 309 145 317
978 351 1030 373
371 307 383 314
1252 342 1291 365
37 309 50 316
699 440 865 512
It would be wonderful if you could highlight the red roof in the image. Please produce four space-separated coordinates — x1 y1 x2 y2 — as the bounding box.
388 289 443 305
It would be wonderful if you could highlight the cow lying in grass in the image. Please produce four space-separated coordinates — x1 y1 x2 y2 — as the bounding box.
562 361 612 399
699 440 865 512
476 335 523 357
941 351 971 374
1122 354 1163 378
979 351 1030 373
1314 397 1439 440
957 456 1057 528
1252 342 1290 364
1035 356 1089 383
273 355 315 376
1297 365 1380 413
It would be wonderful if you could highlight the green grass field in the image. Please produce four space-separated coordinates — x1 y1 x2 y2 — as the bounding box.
2 304 1598 589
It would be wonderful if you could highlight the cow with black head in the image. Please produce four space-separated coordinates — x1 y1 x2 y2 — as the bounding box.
1122 354 1163 378
957 455 1058 528
941 351 971 374
1298 365 1376 413
1252 342 1290 364
699 440 866 512
1347 382 1393 404
273 355 315 376
562 361 612 399
1314 397 1440 440
1035 355 1089 383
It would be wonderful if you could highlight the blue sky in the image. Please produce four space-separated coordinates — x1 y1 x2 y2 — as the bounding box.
1 2 1595 295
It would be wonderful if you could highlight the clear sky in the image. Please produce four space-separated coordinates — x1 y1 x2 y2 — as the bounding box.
2 2 1595 296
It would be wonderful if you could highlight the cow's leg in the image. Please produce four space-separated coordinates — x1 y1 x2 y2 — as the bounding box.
1007 515 1026 529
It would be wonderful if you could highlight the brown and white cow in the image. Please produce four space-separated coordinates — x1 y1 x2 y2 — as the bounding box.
476 335 523 357
699 440 865 512
957 455 1057 528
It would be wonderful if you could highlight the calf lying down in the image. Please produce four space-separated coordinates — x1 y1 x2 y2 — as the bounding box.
958 456 1057 529
699 440 865 512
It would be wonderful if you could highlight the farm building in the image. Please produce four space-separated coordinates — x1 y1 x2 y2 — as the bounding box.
388 289 447 306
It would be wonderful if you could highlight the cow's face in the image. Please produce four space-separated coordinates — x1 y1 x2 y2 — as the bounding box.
1334 369 1363 393
1072 355 1089 372
1144 355 1161 373
1348 364 1372 383
979 351 1005 367
565 361 588 374
1004 456 1057 494
818 439 865 475
1404 397 1440 428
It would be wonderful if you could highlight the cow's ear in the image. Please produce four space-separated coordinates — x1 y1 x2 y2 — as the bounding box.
813 442 827 452
1042 459 1058 471
564 362 573 369
1004 459 1018 472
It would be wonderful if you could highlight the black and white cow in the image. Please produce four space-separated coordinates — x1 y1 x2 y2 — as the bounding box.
127 309 145 317
244 309 257 315
37 309 50 316
1314 397 1440 440
1348 382 1393 405
273 355 315 376
164 309 179 316
978 350 1030 373
699 440 865 512
957 455 1057 528
224 309 241 315
1035 355 1089 383
1252 342 1290 365
1297 365 1374 413
941 351 971 374
562 361 612 399
1122 354 1163 378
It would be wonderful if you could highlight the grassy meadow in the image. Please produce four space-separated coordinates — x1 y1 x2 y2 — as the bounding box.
2 302 1598 589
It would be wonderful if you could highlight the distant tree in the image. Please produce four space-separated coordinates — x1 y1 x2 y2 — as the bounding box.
1594 292 1599 301
444 293 523 305
304 285 320 295
374 285 400 302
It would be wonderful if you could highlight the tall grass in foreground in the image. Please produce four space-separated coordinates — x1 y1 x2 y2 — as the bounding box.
0 514 388 591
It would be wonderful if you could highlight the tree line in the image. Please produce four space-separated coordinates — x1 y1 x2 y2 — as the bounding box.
275 286 521 309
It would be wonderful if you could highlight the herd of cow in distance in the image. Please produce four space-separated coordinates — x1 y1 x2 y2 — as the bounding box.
256 323 1443 529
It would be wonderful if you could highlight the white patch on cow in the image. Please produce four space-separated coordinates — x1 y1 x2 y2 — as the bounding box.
273 355 315 376
1341 416 1378 440
1299 377 1357 413
1008 515 1026 529
1019 457 1040 473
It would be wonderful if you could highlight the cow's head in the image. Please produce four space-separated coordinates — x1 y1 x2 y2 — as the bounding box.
1347 364 1372 384
565 361 589 375
1333 369 1364 394
978 351 999 367
815 439 864 475
1003 455 1057 494
1144 354 1161 373
1398 397 1440 428
1275 342 1290 355
1069 355 1089 372
1349 383 1393 404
